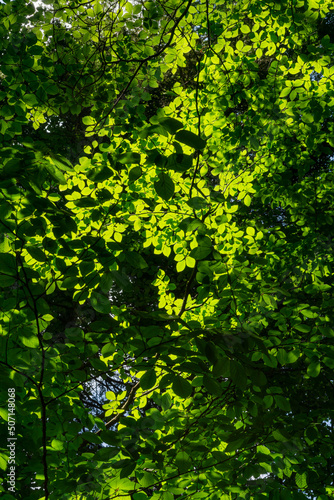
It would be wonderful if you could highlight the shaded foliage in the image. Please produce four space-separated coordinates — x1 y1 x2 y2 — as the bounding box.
0 1 334 500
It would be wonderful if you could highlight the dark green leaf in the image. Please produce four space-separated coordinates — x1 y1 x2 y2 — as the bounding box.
26 246 46 263
118 152 141 164
175 451 191 472
50 154 73 172
129 166 142 182
174 130 206 150
172 376 192 398
230 360 247 390
87 165 113 182
74 197 98 207
166 153 192 172
274 395 291 411
140 369 156 390
0 253 17 275
187 197 207 210
190 236 212 260
125 251 148 269
159 117 183 134
110 270 131 291
203 374 222 395
94 447 120 461
90 291 111 314
212 358 230 378
154 173 175 201
44 162 67 185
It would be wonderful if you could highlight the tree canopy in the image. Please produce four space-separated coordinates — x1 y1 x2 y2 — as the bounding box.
1 0 334 499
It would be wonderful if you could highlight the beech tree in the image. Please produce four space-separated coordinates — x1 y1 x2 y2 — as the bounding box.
1 0 334 499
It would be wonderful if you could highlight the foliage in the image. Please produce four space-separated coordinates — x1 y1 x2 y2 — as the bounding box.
1 0 334 499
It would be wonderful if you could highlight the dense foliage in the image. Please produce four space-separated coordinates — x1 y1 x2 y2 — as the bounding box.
1 0 334 499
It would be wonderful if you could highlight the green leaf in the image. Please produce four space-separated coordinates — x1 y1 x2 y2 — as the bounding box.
250 136 260 150
230 360 247 390
94 447 120 461
203 374 222 395
307 360 320 378
101 343 116 357
175 451 191 472
240 24 250 34
120 461 136 478
272 429 288 442
286 350 299 364
263 395 273 409
212 358 230 377
301 113 314 124
159 117 183 134
280 87 291 97
23 93 39 106
0 253 17 275
100 272 114 293
110 270 131 291
42 237 58 253
61 276 78 289
146 149 167 167
161 393 172 411
205 341 218 364
90 291 111 314
277 348 288 365
162 493 173 500
51 439 64 450
125 251 148 269
225 438 244 453
244 194 251 206
74 197 98 207
274 395 291 411
187 197 207 210
154 173 175 201
172 376 192 398
0 407 8 421
81 432 102 444
112 458 134 470
300 308 316 318
118 152 141 164
82 116 95 125
295 324 311 333
140 369 156 390
323 357 334 369
166 153 192 172
0 453 7 471
26 246 46 263
257 445 270 455
44 162 67 185
49 154 73 172
174 130 206 149
295 472 308 489
129 166 142 182
139 472 155 488
190 236 212 260
87 165 113 182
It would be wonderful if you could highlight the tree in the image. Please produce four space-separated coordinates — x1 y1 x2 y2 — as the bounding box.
1 0 334 499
